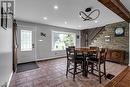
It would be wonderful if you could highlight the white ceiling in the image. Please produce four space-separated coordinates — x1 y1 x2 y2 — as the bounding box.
15 0 126 30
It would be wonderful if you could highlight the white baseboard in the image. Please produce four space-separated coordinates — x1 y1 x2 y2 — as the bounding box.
7 72 13 87
17 56 66 64
36 56 66 61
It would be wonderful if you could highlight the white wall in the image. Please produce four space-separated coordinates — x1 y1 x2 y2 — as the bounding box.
0 4 13 87
16 21 80 62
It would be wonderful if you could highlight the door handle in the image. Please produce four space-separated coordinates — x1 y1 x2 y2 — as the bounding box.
32 44 35 48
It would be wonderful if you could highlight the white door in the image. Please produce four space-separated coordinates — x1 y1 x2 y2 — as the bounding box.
17 26 36 63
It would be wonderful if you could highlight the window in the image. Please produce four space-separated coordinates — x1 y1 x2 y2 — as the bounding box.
21 30 32 51
52 31 76 51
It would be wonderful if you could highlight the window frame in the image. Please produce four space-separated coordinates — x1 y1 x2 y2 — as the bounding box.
52 31 76 51
20 30 32 52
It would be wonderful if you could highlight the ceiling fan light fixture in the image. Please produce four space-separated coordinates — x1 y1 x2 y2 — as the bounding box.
79 7 100 21
85 7 92 12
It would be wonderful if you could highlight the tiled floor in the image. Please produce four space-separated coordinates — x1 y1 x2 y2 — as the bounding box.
10 58 127 87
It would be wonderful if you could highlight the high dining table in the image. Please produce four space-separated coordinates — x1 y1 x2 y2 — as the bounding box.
76 47 97 77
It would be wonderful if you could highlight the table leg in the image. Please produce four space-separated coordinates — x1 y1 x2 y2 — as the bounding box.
83 58 88 77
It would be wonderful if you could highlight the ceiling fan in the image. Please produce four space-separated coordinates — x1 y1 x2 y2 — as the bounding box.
79 7 100 21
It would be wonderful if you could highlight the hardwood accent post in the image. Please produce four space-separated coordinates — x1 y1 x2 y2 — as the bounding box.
13 20 17 72
98 0 130 22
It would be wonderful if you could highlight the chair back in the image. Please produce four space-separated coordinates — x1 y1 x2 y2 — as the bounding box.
99 48 108 61
66 47 76 60
89 46 99 57
66 47 84 61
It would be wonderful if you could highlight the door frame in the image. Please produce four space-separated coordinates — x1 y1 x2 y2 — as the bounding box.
12 20 17 72
17 24 37 63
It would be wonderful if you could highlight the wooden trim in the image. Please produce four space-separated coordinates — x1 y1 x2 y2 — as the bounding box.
98 0 130 22
81 26 105 47
13 20 17 72
90 26 105 41
105 66 130 87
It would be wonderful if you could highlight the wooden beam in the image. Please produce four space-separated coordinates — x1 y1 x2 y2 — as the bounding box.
98 0 130 22
105 67 130 87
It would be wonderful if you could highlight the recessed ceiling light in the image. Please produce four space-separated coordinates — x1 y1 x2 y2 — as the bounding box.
43 17 48 20
95 20 98 23
65 21 67 24
39 40 43 42
54 5 58 10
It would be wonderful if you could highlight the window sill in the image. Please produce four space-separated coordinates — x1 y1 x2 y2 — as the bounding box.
51 49 65 51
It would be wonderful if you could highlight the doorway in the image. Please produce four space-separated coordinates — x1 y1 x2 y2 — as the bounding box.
17 26 36 63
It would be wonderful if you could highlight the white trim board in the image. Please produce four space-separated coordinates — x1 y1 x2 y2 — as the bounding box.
7 72 13 87
36 56 66 61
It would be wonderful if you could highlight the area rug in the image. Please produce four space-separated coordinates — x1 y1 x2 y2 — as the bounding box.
17 62 39 73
